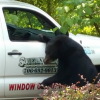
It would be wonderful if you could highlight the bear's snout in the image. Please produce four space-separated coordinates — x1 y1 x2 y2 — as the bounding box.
44 55 52 64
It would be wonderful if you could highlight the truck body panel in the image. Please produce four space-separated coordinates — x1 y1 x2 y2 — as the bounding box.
0 0 99 99
0 6 6 98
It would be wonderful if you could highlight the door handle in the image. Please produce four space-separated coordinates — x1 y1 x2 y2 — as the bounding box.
8 52 22 55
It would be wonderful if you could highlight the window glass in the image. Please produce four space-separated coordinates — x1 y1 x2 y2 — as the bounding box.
3 8 55 41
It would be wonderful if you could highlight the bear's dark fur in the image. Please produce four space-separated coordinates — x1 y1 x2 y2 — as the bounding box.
41 35 99 87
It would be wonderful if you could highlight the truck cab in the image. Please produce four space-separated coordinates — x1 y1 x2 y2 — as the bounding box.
0 0 100 99
0 0 60 98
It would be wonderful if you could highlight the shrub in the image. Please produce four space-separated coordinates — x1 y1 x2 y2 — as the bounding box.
39 74 100 100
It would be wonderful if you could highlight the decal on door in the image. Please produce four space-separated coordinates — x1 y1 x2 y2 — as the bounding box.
9 83 36 91
19 57 58 74
9 83 63 91
83 47 95 54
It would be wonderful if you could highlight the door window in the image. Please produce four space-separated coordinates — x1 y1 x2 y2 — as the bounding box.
3 8 55 41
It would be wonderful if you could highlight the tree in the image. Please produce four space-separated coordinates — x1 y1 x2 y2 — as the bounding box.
18 0 60 20
56 0 100 36
17 0 100 36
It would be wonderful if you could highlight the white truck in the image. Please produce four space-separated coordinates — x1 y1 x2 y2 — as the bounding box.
0 0 100 99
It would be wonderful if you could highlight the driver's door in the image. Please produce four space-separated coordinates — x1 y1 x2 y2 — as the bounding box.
3 7 57 97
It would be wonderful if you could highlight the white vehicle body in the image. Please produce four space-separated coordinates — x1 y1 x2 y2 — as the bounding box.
0 0 100 99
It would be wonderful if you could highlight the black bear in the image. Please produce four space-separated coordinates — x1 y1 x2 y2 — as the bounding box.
40 35 99 87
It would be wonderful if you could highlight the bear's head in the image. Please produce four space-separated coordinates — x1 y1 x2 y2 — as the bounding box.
44 39 59 64
38 30 68 64
43 35 65 64
38 34 60 64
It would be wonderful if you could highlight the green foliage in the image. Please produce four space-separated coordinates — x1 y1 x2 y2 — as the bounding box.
56 0 100 36
18 0 60 20
4 9 43 29
17 0 100 36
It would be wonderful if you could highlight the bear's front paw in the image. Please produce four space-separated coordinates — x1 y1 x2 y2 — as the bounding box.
40 84 45 89
40 79 52 88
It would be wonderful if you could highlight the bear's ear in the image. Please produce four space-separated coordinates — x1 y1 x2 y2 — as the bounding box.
66 31 69 36
55 29 62 35
55 29 69 36
38 34 50 43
